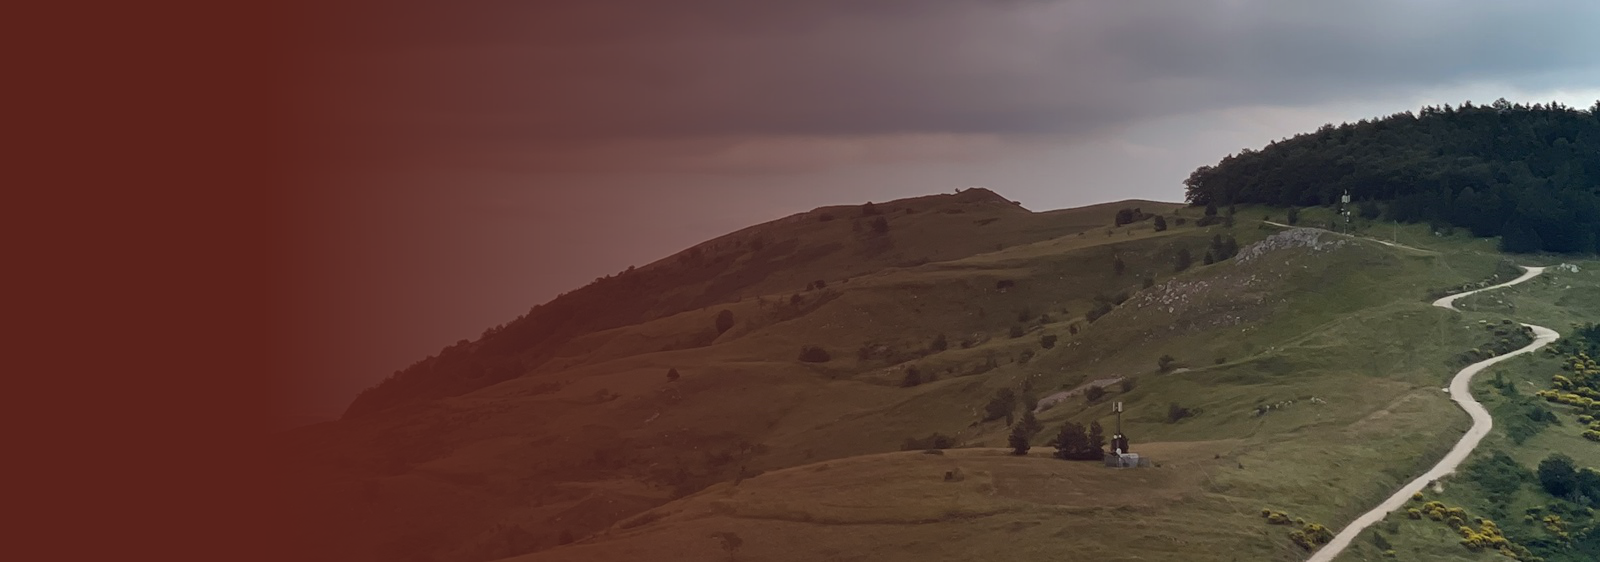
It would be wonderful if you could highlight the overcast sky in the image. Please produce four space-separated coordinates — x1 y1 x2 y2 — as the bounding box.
283 0 1600 422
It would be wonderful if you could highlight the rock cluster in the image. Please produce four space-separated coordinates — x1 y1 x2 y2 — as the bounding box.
1233 228 1348 265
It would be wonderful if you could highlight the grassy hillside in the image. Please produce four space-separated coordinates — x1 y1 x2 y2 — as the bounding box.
1334 252 1600 562
279 192 1538 562
343 188 1176 418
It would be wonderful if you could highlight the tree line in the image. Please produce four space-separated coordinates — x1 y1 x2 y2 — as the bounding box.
1183 99 1600 254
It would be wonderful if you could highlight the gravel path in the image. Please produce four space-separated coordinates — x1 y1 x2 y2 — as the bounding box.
1306 266 1557 561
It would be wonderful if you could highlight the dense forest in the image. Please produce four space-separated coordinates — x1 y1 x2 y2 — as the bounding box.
1183 99 1600 254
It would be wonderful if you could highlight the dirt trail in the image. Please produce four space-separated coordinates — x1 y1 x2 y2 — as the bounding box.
1261 220 1435 254
1306 266 1557 562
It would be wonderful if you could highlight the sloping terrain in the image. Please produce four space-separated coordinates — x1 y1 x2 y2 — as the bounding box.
277 193 1523 562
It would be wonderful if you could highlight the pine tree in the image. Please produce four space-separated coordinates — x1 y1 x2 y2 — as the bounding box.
1087 421 1106 457
1008 422 1032 456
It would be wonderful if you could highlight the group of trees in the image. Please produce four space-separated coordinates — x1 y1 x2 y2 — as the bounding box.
1183 99 1600 254
1047 421 1107 460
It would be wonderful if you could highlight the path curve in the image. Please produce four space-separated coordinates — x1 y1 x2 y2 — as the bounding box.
1306 266 1558 562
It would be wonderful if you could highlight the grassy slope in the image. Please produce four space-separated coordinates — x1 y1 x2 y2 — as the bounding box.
486 212 1518 562
281 198 1546 562
1333 246 1600 562
279 195 1187 561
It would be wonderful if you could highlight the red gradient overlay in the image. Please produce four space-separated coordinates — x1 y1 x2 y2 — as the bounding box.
13 2 296 560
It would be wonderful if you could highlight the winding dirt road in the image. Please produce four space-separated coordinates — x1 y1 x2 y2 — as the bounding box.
1306 266 1558 561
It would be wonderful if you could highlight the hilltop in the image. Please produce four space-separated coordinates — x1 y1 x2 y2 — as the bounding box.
279 188 1555 562
342 188 1173 418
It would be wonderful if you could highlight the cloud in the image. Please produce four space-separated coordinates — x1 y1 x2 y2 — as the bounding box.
300 0 1600 162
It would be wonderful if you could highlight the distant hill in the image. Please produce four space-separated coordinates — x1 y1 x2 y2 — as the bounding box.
1182 99 1600 254
343 188 1166 418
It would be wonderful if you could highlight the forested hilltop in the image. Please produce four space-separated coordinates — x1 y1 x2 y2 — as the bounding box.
1183 99 1600 253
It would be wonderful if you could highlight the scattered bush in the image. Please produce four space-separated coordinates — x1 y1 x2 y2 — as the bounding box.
1158 354 1177 372
1167 402 1196 423
1537 453 1577 497
901 368 923 388
1153 215 1168 231
996 279 1015 290
1287 207 1300 225
1086 300 1115 323
901 433 956 450
984 389 1019 424
1175 248 1193 271
1009 324 1025 338
798 346 832 363
930 333 949 352
715 309 735 334
1084 385 1106 403
1113 256 1126 275
1041 334 1058 349
870 216 889 234
1120 378 1135 392
666 368 680 382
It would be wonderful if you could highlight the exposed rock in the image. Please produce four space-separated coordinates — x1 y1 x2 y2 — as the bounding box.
1233 228 1348 265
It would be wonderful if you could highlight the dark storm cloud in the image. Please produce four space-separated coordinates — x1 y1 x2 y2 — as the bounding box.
301 0 1600 152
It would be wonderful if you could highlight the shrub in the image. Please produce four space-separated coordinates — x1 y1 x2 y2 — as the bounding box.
870 216 889 234
1142 276 1155 289
1041 334 1058 349
715 309 735 334
1287 207 1300 225
1167 402 1194 423
984 389 1019 424
1009 324 1025 338
1153 215 1168 231
1085 385 1107 403
798 346 832 363
1214 357 1226 365
996 279 1015 290
818 212 835 222
666 368 680 382
1537 453 1577 497
901 368 923 388
1175 248 1193 271
930 333 948 352
1113 256 1126 276
1120 378 1135 392
1158 354 1177 372
901 433 955 450
1086 301 1114 323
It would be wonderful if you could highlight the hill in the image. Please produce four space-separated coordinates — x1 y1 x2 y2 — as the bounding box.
1181 99 1600 254
276 187 1548 562
342 188 1173 418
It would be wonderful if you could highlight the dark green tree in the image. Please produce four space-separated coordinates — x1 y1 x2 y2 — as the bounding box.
1538 453 1578 497
1087 421 1106 457
1008 422 1032 455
